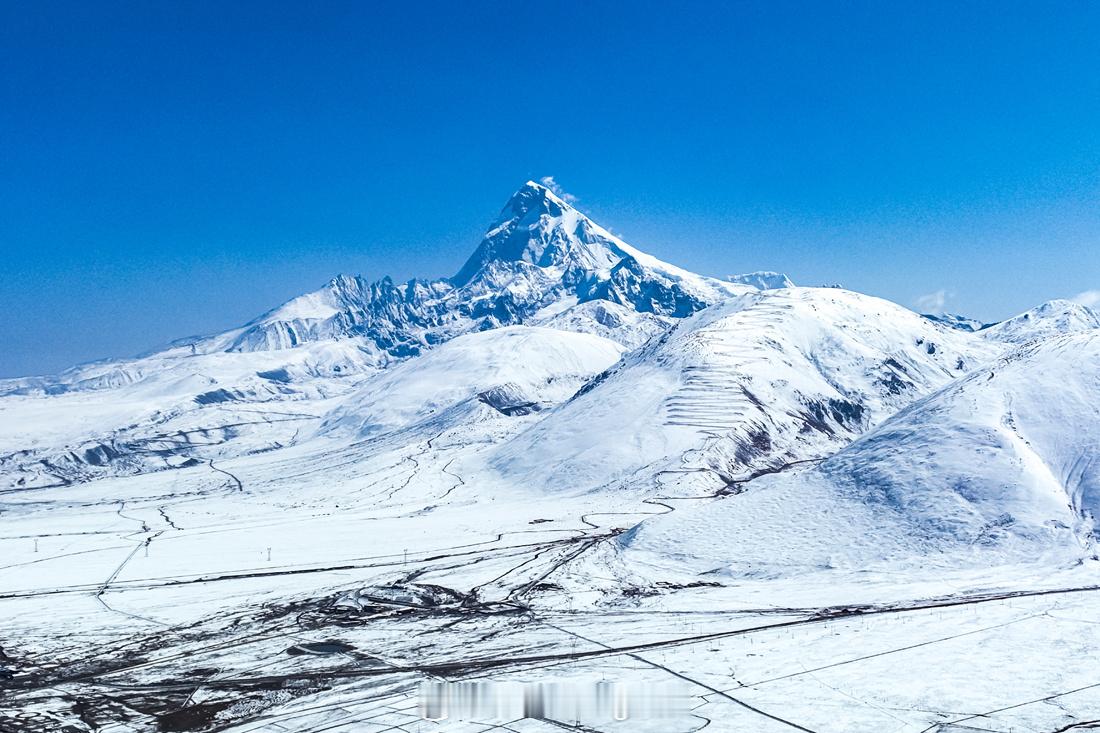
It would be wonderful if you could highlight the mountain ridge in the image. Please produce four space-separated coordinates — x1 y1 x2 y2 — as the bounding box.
192 180 749 362
1 181 1097 503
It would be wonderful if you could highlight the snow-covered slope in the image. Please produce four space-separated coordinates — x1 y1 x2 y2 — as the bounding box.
623 330 1100 576
319 327 624 439
0 340 376 490
491 286 998 493
532 299 671 349
981 298 1100 343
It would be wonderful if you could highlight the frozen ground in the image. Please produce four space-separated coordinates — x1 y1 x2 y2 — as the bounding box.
4 394 1100 732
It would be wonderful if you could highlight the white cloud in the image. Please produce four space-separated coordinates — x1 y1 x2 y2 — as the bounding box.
915 289 951 314
1070 290 1100 308
538 176 577 203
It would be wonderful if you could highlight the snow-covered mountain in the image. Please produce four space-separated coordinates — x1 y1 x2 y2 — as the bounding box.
0 182 750 489
5 180 1100 733
623 330 1100 577
923 312 989 332
197 180 746 360
2 179 1096 510
727 270 795 290
980 298 1100 343
491 286 999 493
2 180 1095 501
3 181 748 399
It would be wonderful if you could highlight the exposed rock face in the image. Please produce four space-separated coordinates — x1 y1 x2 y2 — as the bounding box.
200 181 744 363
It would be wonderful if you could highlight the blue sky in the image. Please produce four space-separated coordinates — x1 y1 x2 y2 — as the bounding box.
2 1 1099 377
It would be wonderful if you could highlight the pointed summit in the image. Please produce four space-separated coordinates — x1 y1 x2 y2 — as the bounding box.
497 179 571 221
452 179 739 300
451 180 622 286
188 179 741 361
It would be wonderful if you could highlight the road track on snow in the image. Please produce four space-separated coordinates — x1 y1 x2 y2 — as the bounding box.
81 582 1100 694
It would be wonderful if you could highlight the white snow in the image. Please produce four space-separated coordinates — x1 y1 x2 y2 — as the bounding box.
491 286 996 493
727 270 795 289
982 298 1100 343
3 181 1100 733
623 330 1100 578
318 326 624 439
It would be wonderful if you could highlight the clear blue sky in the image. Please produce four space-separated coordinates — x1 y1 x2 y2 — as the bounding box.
2 1 1099 378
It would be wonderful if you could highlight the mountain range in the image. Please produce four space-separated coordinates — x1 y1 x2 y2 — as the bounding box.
3 181 1100 733
5 181 1097 534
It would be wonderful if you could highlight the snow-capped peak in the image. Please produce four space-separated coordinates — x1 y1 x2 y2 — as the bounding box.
452 180 627 286
163 181 746 364
727 271 795 290
922 312 988 332
982 298 1100 343
452 180 741 299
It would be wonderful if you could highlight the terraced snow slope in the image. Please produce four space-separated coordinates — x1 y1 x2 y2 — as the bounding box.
623 330 1100 577
492 286 997 493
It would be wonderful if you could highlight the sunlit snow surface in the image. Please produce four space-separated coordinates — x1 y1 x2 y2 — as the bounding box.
5 296 1100 732
4 184 1100 732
